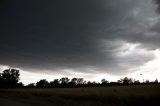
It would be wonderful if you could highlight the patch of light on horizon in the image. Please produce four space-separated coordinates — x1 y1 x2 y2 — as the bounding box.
128 49 160 82
0 47 159 84
0 64 10 72
20 68 106 85
20 70 61 85
93 74 122 82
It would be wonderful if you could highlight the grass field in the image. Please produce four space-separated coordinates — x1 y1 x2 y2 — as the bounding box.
0 84 160 106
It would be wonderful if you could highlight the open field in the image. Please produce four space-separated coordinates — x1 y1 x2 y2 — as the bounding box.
0 85 160 106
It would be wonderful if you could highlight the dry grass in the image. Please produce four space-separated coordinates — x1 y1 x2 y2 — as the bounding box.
0 84 160 106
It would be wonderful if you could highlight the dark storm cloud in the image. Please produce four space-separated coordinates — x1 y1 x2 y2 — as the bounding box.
153 0 160 13
149 0 160 44
0 0 157 74
131 0 160 50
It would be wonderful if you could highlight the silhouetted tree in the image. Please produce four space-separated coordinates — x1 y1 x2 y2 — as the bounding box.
101 79 109 86
154 79 158 84
77 78 84 85
109 82 120 86
26 83 35 88
69 78 78 87
60 77 70 87
1 69 20 87
49 79 60 88
36 79 49 88
0 73 4 88
17 82 24 87
86 81 92 86
119 77 133 85
134 80 140 85
145 80 150 84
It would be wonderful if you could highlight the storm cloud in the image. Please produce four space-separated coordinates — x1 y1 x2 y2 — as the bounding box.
0 0 159 75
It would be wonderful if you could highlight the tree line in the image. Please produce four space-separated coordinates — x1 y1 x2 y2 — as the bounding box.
0 68 159 88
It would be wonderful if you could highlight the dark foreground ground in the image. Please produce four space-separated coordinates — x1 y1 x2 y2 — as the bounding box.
0 85 160 106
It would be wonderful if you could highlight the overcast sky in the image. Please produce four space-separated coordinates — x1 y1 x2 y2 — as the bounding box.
1 0 160 84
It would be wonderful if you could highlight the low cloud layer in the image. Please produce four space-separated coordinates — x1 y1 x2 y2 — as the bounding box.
0 0 159 75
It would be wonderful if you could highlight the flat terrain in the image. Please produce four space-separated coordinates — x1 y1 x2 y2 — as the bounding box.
0 98 30 106
0 85 160 106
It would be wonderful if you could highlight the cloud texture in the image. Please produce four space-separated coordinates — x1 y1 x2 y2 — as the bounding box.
0 0 159 75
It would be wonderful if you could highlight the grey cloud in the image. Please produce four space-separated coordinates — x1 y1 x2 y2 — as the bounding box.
153 0 160 13
0 0 157 75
